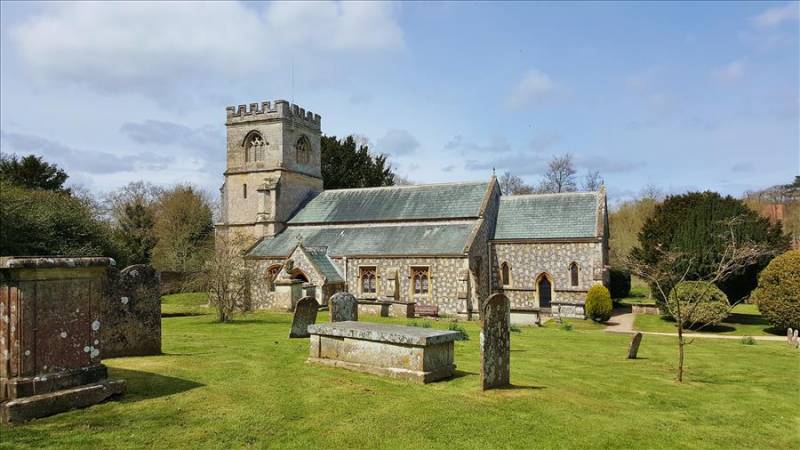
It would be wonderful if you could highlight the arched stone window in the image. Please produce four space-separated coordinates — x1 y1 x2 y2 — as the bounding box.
266 264 282 292
295 135 311 165
500 262 511 287
411 267 430 295
536 273 553 308
360 266 377 294
244 131 266 162
289 268 309 283
569 262 579 287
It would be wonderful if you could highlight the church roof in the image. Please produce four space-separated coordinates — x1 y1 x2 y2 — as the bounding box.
303 246 344 283
288 181 488 224
248 223 475 257
493 192 601 240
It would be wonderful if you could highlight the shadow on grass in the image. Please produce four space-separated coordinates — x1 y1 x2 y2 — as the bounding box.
492 383 545 391
108 368 204 403
162 312 209 318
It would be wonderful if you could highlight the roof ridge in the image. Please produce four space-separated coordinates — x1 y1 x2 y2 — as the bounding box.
501 191 598 200
320 180 487 193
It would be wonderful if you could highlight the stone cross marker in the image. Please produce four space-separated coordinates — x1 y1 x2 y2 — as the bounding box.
480 293 510 390
289 296 319 338
330 292 358 322
627 332 643 359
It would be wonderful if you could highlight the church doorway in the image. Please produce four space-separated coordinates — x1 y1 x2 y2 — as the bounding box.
289 269 309 283
537 274 552 308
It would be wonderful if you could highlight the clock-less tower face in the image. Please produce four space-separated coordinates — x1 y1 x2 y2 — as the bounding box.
217 100 323 243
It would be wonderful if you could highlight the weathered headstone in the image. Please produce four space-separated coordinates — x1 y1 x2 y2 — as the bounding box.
788 328 794 346
793 329 799 349
330 292 357 322
101 264 162 357
480 293 510 390
627 332 643 359
0 257 126 424
289 296 319 338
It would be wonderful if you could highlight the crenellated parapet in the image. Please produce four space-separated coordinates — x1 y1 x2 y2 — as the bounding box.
226 99 321 129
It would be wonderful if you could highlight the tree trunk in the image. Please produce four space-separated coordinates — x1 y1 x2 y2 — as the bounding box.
677 322 684 382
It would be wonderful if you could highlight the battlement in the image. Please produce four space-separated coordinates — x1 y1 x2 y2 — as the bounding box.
226 99 321 129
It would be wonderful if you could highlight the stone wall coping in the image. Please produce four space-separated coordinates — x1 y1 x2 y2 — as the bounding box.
307 321 460 346
274 278 304 286
0 257 115 270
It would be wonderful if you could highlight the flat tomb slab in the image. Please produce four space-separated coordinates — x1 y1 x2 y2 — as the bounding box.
307 321 459 383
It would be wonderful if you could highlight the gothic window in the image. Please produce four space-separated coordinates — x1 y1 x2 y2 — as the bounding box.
570 262 579 287
295 135 311 165
500 262 511 287
244 131 266 162
411 267 430 295
266 264 281 292
360 266 377 294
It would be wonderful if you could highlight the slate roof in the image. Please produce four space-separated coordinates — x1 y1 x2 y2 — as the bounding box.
248 223 475 257
288 181 488 224
493 192 600 240
303 246 344 283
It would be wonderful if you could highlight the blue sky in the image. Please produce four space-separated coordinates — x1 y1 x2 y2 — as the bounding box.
1 1 798 203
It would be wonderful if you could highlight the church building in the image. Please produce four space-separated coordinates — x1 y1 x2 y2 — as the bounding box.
215 99 609 320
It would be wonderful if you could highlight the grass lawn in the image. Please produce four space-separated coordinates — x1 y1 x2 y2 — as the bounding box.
618 277 656 306
2 296 798 449
634 303 783 337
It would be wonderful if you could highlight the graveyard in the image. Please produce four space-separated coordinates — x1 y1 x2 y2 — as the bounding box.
2 293 797 449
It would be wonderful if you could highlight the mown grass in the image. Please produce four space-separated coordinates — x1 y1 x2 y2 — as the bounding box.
160 292 209 316
2 297 797 449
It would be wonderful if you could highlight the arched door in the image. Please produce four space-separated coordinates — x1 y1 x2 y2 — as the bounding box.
538 276 552 308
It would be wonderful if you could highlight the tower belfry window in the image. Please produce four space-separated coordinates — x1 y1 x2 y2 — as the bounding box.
245 132 266 162
296 135 311 165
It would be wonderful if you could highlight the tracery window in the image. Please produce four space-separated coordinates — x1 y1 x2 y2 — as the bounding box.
245 132 266 162
411 267 430 295
570 262 579 287
500 262 511 287
360 266 377 294
296 135 311 165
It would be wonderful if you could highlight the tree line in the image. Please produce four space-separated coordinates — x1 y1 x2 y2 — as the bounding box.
0 135 395 271
498 153 603 195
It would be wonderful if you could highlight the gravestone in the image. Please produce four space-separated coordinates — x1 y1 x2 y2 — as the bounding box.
0 257 126 423
480 293 510 390
627 332 643 359
788 328 794 346
289 296 319 338
330 292 357 322
101 264 162 357
793 329 799 349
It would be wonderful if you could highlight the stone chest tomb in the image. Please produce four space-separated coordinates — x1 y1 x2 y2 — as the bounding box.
307 321 458 383
0 257 126 423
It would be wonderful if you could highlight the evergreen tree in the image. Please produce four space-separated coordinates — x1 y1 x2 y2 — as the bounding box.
321 135 394 189
116 202 157 265
0 154 69 192
631 191 790 304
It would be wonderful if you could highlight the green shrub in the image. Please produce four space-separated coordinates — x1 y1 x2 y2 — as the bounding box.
585 285 613 322
447 322 469 341
667 281 730 326
510 324 522 333
740 336 756 345
752 250 800 331
608 267 632 299
559 321 574 331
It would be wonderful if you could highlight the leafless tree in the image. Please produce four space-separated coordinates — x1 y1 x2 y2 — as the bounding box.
639 184 664 202
582 169 604 191
624 218 777 382
499 171 534 195
103 181 164 224
193 231 256 322
538 153 577 193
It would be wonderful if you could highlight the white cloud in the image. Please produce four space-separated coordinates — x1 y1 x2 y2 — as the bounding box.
711 60 746 82
505 69 558 110
752 2 799 28
10 2 404 98
444 135 511 153
376 129 420 156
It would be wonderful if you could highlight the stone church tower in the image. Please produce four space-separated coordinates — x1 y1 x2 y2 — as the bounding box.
216 100 323 244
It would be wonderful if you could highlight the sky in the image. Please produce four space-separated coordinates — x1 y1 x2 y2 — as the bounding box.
1 1 798 205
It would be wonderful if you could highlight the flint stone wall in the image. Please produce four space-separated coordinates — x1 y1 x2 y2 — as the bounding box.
492 241 607 317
